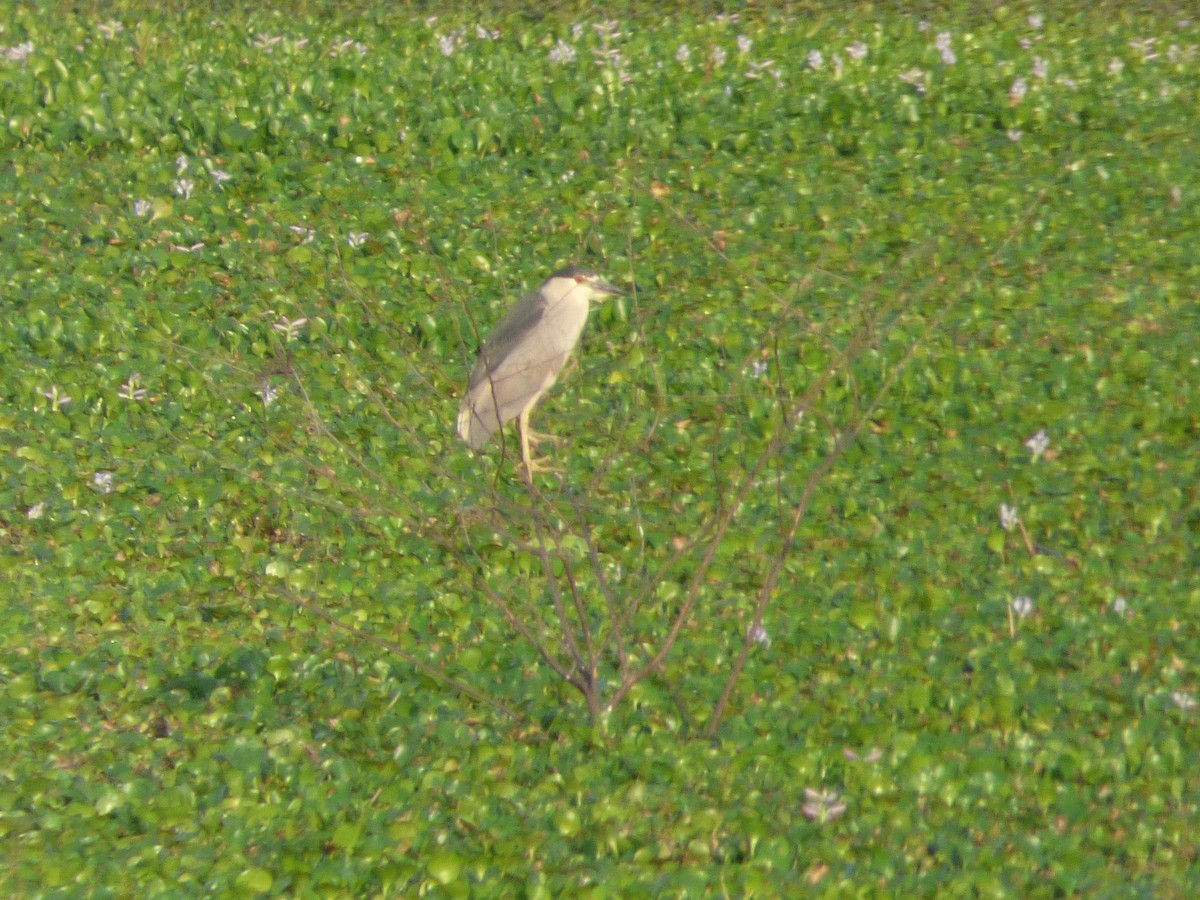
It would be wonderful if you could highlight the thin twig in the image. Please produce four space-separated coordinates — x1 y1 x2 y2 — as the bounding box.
571 492 629 676
703 191 1048 737
605 239 935 712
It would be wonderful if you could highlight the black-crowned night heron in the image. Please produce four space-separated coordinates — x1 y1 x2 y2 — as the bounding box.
457 265 627 477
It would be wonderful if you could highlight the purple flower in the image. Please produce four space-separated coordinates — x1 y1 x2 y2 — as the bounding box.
1024 429 1049 461
747 622 771 648
1000 504 1019 531
549 38 576 64
802 788 846 822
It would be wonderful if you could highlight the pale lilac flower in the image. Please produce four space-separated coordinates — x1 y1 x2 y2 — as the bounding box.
347 231 369 248
1167 44 1197 64
846 41 868 61
571 23 584 40
1009 77 1028 103
1000 504 1019 531
843 747 882 762
169 242 204 252
1019 38 1032 50
1032 56 1048 79
749 359 768 379
97 21 124 40
1128 38 1158 61
273 317 309 341
676 43 690 63
289 225 315 244
593 47 632 83
258 381 280 407
3 42 34 63
133 200 152 217
747 622 771 648
1170 185 1183 205
917 20 931 33
714 13 740 25
438 33 456 56
329 38 367 57
710 45 727 67
27 502 45 520
560 170 575 182
802 788 846 822
745 59 778 81
93 472 114 494
174 178 194 199
475 25 500 41
1108 57 1124 76
1025 429 1049 461
737 35 752 54
253 34 283 51
209 168 231 187
1011 595 1033 620
592 20 622 41
807 49 823 69
898 67 926 92
118 375 147 401
37 386 72 411
1172 691 1197 711
937 32 957 64
1007 129 1023 142
1028 14 1043 29
1110 596 1130 617
549 38 576 64
175 154 188 175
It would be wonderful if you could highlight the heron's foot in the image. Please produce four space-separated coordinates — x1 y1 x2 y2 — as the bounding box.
523 428 561 448
522 453 562 479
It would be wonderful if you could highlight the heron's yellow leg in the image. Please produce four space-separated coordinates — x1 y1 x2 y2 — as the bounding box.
518 409 558 478
523 428 561 447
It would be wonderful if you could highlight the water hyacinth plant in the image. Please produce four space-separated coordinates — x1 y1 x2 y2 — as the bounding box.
1 2 1197 895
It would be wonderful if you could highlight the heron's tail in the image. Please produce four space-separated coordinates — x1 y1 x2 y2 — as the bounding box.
456 401 490 450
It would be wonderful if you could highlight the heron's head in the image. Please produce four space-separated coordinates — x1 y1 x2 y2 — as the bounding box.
544 265 628 305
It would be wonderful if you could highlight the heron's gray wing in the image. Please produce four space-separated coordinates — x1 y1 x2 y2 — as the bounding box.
467 289 548 390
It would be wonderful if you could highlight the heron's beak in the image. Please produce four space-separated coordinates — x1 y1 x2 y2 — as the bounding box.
593 279 628 297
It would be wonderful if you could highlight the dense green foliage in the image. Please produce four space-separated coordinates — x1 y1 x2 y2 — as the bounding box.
1 0 1197 894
